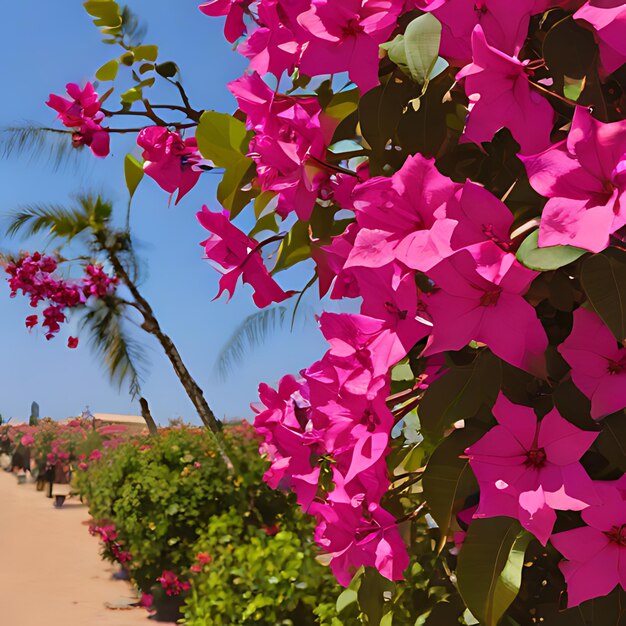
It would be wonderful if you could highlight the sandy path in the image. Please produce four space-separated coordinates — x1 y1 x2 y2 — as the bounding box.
0 469 155 626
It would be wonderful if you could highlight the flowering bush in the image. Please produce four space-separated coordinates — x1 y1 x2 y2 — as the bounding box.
10 0 626 622
76 424 333 614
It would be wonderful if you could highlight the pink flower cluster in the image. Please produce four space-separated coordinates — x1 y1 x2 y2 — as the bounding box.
187 0 626 608
137 127 210 204
6 253 118 344
47 82 110 157
201 0 411 94
90 523 133 564
157 570 191 596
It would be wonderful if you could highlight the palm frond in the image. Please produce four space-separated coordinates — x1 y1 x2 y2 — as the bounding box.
214 306 290 381
79 299 148 399
5 203 91 241
0 123 85 170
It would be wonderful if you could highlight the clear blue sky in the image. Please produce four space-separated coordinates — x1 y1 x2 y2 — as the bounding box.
0 1 346 425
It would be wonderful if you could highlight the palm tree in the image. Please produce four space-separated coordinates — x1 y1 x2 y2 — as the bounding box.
5 194 232 466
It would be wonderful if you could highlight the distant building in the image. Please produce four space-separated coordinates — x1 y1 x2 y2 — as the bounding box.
92 413 148 434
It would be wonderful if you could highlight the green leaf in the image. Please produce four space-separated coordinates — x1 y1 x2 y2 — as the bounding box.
336 588 358 614
324 89 360 123
357 568 394 626
123 153 144 200
120 86 142 103
254 191 277 219
563 75 586 101
133 44 158 62
419 350 501 436
273 221 311 273
95 59 119 81
516 230 586 271
196 111 250 168
358 73 414 159
155 61 179 78
422 428 479 550
217 157 256 218
403 13 443 85
581 249 626 341
457 518 532 626
595 410 626 472
249 212 279 239
83 0 122 30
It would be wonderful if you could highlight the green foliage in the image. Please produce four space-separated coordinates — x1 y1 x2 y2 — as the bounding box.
78 426 307 596
457 519 532 626
580 248 626 341
516 230 587 271
123 153 144 200
182 510 343 626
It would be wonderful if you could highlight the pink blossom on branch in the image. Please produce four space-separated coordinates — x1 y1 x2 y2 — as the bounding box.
466 393 599 544
456 25 554 155
137 127 208 204
423 250 548 375
298 0 404 93
197 206 293 308
558 307 626 419
551 482 626 607
198 0 252 43
521 107 626 252
46 82 110 157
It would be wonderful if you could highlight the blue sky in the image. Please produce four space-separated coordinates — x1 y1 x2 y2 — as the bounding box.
0 1 345 425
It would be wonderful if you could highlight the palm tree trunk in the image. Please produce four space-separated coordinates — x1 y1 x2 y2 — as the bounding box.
139 397 158 435
106 248 234 470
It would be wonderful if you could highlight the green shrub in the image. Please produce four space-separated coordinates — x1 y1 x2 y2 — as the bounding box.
182 508 344 626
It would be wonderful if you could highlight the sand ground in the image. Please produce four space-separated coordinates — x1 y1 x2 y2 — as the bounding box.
0 469 156 626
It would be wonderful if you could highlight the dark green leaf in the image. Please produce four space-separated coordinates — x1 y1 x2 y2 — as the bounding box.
273 221 311 273
516 230 586 271
419 350 501 435
357 568 394 626
581 249 626 341
216 157 256 218
155 61 179 78
422 428 479 549
457 518 532 626
596 410 626 472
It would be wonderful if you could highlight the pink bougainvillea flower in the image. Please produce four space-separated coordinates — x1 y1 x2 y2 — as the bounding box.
558 308 626 419
456 25 554 155
466 393 599 544
47 82 110 157
46 82 103 128
311 497 409 585
298 0 404 93
253 374 323 508
198 0 252 43
197 206 293 308
229 73 336 220
521 107 626 252
67 336 79 349
445 181 514 254
423 250 548 375
352 264 431 355
416 0 541 67
551 483 626 607
137 127 208 204
574 1 626 75
345 154 460 271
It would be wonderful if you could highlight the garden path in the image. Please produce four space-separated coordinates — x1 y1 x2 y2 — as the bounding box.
0 469 154 626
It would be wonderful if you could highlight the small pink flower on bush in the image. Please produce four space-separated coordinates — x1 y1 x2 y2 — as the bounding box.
466 393 599 544
46 82 110 157
137 126 208 204
551 481 626 607
157 570 191 596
